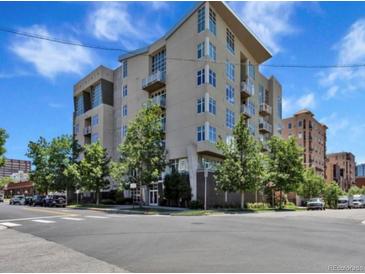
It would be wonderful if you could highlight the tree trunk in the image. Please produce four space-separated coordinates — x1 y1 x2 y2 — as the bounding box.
96 188 100 205
279 189 283 209
240 191 245 209
255 191 258 203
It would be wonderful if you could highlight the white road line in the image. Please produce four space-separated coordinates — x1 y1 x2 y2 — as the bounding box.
0 222 22 227
0 215 77 223
62 217 84 221
85 215 108 219
32 219 56 224
361 220 365 225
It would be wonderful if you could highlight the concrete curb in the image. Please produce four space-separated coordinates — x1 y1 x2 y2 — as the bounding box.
0 225 7 230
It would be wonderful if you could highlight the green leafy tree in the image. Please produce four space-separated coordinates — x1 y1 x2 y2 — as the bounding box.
267 136 304 209
361 187 365 195
298 168 325 199
215 115 266 209
26 137 51 194
0 176 13 189
323 181 344 208
347 185 362 196
112 101 166 205
0 128 8 167
163 171 192 207
79 142 110 205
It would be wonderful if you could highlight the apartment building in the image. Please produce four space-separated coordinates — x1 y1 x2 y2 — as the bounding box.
326 152 356 191
282 109 327 178
0 159 31 178
73 1 283 207
356 163 365 177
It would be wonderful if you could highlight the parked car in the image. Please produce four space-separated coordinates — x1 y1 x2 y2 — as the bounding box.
337 196 350 209
350 195 365 208
0 191 4 203
43 195 66 207
31 195 45 206
24 196 33 205
306 198 325 210
9 195 25 205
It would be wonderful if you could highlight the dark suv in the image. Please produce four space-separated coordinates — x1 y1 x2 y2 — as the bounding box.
44 195 66 207
31 195 45 206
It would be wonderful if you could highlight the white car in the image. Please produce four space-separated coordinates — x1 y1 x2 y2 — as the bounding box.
337 197 350 209
351 195 365 208
9 195 25 205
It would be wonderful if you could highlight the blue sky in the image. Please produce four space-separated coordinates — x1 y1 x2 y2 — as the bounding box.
0 1 365 164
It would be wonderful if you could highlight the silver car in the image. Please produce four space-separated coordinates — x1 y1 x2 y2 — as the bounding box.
307 198 325 210
9 195 25 205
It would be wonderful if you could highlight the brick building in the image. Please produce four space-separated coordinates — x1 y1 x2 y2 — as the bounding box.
0 159 31 178
326 152 356 191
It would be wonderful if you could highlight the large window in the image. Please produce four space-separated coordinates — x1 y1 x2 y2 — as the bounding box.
209 69 216 87
197 42 205 59
122 125 127 137
91 84 102 108
197 97 205 113
226 61 235 81
208 42 216 62
248 122 256 136
197 7 205 33
209 8 216 35
226 28 235 54
197 126 205 141
91 114 99 127
259 85 265 104
209 126 217 143
209 97 216 115
122 105 128 117
122 85 128 97
152 49 166 73
248 62 255 80
75 95 84 116
226 84 235 104
91 133 99 143
197 69 205 86
248 100 256 116
123 60 128 78
226 109 235 129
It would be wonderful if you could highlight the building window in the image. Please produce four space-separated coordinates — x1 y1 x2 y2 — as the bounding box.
226 61 235 81
122 85 128 97
209 8 216 35
91 84 102 108
122 125 127 137
74 124 79 134
259 85 265 104
277 96 282 119
91 133 99 143
91 114 99 127
226 28 235 54
209 126 217 143
197 42 205 59
248 62 255 80
123 60 128 78
197 126 205 141
197 69 205 86
197 7 205 33
248 122 256 136
226 109 235 129
298 120 303 128
197 97 205 113
226 84 235 104
209 69 216 87
288 123 292 129
152 49 166 73
122 105 128 117
75 95 84 116
209 97 216 115
208 42 216 62
248 100 256 116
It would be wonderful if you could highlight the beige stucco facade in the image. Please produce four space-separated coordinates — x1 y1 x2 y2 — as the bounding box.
72 1 283 205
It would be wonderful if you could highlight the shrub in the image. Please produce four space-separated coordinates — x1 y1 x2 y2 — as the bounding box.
246 202 270 209
189 200 204 209
285 202 296 209
100 198 116 205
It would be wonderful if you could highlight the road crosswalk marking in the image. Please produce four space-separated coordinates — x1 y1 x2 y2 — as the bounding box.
32 219 56 224
61 217 84 221
85 215 108 219
0 222 22 227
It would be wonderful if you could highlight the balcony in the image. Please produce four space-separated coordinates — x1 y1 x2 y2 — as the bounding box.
83 126 91 135
142 71 166 92
152 95 166 109
259 119 272 134
240 79 255 98
259 103 272 116
240 104 254 118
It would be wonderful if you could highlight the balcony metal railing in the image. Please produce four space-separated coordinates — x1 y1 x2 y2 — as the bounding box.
259 103 272 116
240 79 255 97
142 71 166 92
83 126 92 135
259 119 273 133
240 104 255 117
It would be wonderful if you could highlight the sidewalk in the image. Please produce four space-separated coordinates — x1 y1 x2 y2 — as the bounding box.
0 227 128 272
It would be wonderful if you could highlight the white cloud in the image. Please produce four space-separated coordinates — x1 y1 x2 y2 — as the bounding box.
320 113 349 136
48 103 65 109
229 2 297 53
319 18 365 99
282 92 316 117
151 1 169 10
297 93 315 109
89 2 165 50
11 25 94 79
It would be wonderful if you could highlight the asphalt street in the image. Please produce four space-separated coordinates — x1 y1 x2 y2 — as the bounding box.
1 203 365 272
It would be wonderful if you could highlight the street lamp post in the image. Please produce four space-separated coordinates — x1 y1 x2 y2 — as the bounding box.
204 163 209 210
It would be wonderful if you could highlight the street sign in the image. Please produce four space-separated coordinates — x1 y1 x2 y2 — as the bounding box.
130 183 137 189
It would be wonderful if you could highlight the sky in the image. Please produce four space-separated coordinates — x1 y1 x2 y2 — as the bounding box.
0 1 365 164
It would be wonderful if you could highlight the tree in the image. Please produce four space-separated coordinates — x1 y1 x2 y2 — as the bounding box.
163 171 192 207
78 142 110 205
323 181 343 208
347 185 362 196
215 115 266 209
0 176 12 189
112 101 166 205
26 137 51 194
267 136 304 209
0 128 8 167
298 168 325 199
